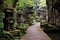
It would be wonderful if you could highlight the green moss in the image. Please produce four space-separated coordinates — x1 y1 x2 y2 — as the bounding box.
20 24 28 30
0 22 4 29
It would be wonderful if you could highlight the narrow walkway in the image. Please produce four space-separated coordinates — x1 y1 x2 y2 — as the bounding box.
22 22 51 40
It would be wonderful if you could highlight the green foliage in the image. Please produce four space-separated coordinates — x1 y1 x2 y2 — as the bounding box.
20 24 28 37
0 22 4 29
4 0 13 6
40 0 46 7
36 16 40 22
16 0 35 9
28 16 35 25
0 30 13 40
20 24 28 30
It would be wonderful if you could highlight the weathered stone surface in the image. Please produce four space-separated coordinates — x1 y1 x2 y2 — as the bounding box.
9 30 20 36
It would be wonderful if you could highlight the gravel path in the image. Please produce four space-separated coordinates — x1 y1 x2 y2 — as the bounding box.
22 22 51 40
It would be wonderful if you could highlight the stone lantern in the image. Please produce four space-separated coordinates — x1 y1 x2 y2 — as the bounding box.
17 10 25 27
3 7 15 31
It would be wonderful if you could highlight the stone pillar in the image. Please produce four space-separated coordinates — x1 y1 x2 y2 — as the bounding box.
26 6 35 25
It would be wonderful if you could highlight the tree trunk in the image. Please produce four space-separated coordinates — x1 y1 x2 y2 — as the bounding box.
46 0 60 26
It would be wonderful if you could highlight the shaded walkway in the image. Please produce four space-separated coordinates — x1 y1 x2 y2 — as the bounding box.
22 22 51 40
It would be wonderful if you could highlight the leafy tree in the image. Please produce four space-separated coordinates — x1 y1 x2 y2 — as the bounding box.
16 0 35 9
40 0 46 7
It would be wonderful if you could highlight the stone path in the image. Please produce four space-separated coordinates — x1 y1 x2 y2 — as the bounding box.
22 22 51 40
